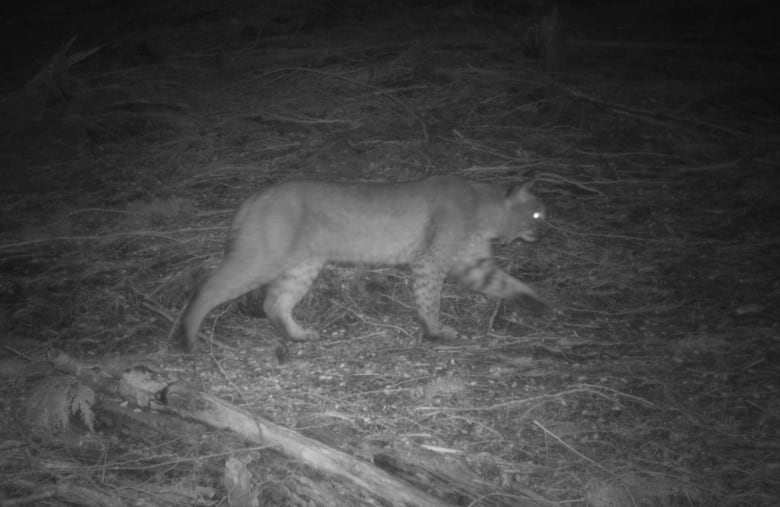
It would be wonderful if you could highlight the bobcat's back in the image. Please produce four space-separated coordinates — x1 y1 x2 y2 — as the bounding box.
229 176 543 265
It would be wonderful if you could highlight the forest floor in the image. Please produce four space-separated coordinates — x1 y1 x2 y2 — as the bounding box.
1 1 779 505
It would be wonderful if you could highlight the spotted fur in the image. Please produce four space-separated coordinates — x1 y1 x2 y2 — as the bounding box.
179 175 549 351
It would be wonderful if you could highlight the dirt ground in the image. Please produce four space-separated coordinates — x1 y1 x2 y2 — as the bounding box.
1 1 779 506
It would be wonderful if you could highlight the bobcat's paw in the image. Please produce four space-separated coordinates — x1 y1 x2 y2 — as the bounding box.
515 295 553 316
286 329 321 342
422 325 460 343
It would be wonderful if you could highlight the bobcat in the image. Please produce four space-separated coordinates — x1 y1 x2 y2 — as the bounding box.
179 175 549 352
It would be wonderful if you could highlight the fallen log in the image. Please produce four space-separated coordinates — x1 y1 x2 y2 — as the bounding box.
163 381 450 507
43 349 454 506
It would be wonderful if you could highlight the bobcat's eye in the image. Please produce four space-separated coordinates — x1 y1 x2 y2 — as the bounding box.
533 211 543 220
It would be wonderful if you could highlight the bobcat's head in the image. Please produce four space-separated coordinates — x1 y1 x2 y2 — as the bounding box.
501 181 546 243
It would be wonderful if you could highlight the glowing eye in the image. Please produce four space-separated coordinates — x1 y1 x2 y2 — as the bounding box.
533 211 542 220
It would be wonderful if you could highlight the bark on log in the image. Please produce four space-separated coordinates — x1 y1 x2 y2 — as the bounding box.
42 349 453 506
164 381 451 507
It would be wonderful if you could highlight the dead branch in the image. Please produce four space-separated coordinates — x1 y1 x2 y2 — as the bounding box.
254 66 429 143
41 351 445 505
1 479 123 507
163 382 451 507
560 85 749 138
138 298 235 352
0 230 185 252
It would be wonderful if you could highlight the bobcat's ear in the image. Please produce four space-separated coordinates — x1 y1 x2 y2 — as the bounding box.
505 180 535 201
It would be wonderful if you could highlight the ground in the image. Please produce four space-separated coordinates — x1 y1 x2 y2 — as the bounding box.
1 0 779 506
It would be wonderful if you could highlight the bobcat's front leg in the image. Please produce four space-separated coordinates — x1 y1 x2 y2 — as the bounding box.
456 258 551 315
412 263 459 342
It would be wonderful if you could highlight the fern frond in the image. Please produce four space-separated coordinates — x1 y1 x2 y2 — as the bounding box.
68 382 96 432
26 376 71 437
25 375 96 437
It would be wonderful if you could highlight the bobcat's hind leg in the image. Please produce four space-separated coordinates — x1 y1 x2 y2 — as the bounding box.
263 260 324 341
